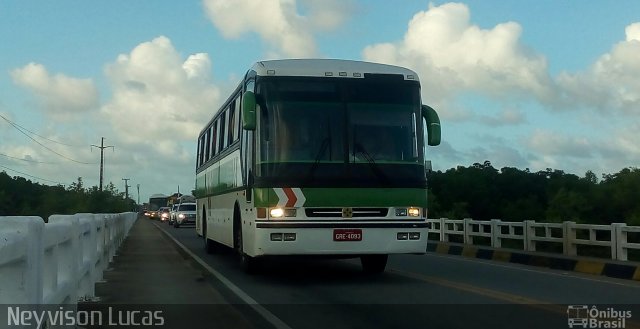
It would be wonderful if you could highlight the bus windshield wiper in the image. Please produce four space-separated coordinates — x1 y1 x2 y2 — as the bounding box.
303 137 330 186
354 143 390 185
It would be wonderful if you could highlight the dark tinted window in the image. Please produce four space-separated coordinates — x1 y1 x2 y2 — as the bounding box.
179 204 196 211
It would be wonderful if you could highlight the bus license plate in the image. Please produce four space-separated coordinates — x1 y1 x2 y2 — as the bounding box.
333 229 362 241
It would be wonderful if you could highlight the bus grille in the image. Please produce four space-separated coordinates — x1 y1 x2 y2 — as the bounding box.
305 208 389 218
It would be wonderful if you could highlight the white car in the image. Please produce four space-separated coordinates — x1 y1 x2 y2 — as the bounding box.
158 207 171 222
174 203 196 228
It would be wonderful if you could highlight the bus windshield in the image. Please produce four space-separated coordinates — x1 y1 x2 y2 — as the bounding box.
256 76 424 188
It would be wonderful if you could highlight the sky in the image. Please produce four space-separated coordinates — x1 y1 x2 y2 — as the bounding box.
1 1 639 203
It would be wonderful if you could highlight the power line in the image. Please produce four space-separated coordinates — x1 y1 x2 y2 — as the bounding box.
0 163 65 186
0 152 57 164
0 113 83 147
0 113 97 165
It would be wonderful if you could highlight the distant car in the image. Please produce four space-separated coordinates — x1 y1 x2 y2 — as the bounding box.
158 207 171 222
148 210 159 219
174 203 196 228
169 204 179 225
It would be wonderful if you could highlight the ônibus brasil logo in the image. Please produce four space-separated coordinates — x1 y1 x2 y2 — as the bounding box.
567 305 632 328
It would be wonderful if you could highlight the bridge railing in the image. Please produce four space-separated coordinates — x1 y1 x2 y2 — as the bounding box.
427 218 640 261
0 213 136 305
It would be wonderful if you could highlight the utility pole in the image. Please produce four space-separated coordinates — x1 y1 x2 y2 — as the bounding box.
122 178 131 200
91 137 114 191
137 184 140 205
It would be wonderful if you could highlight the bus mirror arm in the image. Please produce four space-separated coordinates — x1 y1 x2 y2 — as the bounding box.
421 105 441 146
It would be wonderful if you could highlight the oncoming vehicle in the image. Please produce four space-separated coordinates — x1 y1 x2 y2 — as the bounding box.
195 59 441 273
158 207 171 222
174 203 196 228
148 194 169 219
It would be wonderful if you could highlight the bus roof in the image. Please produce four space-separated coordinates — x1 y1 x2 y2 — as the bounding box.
250 59 420 82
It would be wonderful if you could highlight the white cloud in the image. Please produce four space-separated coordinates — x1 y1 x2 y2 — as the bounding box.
428 138 530 172
555 22 640 114
445 105 527 126
101 36 220 158
183 53 212 80
203 0 316 57
10 63 98 120
527 130 593 159
478 108 526 127
625 22 640 42
361 3 553 105
202 0 353 58
299 0 355 31
467 144 529 169
608 122 640 160
521 125 640 176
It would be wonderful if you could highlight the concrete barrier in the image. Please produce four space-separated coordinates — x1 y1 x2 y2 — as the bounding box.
0 212 137 306
427 218 640 261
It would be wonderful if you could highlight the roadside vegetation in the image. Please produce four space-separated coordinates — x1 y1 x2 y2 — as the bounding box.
426 162 640 225
0 173 136 220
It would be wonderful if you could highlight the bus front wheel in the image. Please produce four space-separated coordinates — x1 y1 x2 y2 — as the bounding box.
204 236 216 254
361 255 388 274
203 217 216 254
235 214 259 274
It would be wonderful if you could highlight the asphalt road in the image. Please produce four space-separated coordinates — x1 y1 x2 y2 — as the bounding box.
152 219 640 329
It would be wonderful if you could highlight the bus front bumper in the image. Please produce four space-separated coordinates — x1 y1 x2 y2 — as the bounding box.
248 221 428 257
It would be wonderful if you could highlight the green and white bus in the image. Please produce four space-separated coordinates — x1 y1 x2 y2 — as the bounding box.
195 59 441 273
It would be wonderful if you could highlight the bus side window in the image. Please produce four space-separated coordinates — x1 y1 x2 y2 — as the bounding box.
234 94 241 142
196 137 201 169
205 126 211 161
211 121 218 157
228 101 236 145
219 111 227 152
198 134 206 166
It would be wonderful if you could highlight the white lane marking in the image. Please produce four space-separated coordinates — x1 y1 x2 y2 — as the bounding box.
153 223 293 329
426 252 640 288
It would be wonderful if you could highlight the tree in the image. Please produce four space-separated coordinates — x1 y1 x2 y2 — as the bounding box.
0 175 133 217
546 188 590 223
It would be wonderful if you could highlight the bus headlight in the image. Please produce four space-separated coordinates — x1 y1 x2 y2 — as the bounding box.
269 208 297 218
408 207 420 217
178 213 185 219
270 208 284 218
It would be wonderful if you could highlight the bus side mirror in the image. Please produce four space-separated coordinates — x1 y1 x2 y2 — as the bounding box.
242 91 257 130
422 105 441 146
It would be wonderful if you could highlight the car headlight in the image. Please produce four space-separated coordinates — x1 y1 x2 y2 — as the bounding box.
178 213 185 219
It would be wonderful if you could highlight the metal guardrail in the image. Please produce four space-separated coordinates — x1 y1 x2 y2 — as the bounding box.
427 218 640 261
0 213 137 306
